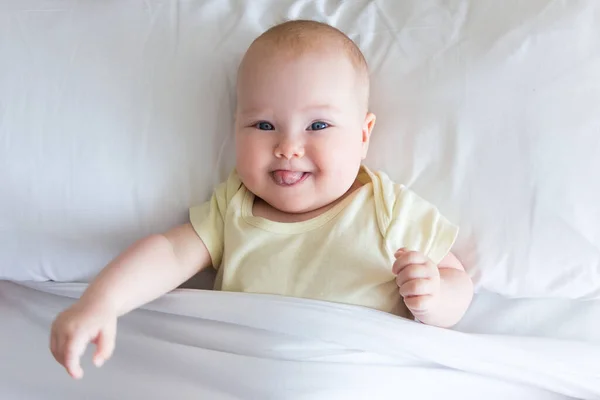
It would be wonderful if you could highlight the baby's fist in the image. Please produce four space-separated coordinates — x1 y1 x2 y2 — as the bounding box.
393 249 441 315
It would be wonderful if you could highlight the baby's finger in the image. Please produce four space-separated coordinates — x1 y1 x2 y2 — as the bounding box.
394 248 408 257
50 331 59 362
64 334 89 379
54 331 69 366
94 320 116 367
399 278 433 298
396 263 435 287
404 294 435 314
392 251 428 274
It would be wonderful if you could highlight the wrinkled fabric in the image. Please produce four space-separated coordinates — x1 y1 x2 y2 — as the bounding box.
2 281 599 399
1 0 600 300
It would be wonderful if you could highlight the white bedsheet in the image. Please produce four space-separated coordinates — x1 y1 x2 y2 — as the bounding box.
2 281 599 400
2 1 600 397
456 290 600 345
2 0 600 300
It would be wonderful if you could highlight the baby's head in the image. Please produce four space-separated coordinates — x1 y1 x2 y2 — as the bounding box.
235 20 376 213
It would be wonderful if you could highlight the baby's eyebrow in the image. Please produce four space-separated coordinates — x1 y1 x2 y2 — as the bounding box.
237 104 340 118
301 104 341 114
237 108 273 118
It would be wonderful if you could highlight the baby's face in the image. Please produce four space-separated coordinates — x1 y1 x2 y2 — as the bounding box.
235 47 374 214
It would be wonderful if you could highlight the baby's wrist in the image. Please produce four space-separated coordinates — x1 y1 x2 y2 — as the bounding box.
77 293 119 316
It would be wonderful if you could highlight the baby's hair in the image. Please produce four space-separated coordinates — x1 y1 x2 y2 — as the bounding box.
255 20 369 78
236 20 371 111
248 20 370 108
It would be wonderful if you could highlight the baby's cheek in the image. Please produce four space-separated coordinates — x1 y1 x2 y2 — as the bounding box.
236 136 266 168
235 153 260 189
328 146 363 181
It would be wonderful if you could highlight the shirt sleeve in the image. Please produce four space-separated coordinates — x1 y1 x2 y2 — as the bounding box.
189 171 242 269
386 185 459 265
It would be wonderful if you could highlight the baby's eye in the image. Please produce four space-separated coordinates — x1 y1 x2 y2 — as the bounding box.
308 121 329 131
255 121 275 130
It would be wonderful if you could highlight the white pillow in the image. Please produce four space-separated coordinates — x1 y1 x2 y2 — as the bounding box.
1 0 599 299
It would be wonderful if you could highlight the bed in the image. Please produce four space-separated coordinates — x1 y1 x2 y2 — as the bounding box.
1 1 600 399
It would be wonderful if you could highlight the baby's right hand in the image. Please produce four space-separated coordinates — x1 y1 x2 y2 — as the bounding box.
50 302 117 379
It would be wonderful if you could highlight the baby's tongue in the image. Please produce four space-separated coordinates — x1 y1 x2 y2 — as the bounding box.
273 170 304 185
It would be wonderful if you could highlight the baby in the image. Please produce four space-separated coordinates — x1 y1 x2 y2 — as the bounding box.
50 20 473 379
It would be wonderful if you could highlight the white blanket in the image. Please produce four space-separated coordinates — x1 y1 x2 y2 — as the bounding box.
1 281 598 399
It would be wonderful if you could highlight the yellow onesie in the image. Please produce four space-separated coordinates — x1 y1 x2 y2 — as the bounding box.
189 165 458 315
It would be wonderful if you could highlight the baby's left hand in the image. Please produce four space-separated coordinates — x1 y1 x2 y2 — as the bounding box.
392 249 441 316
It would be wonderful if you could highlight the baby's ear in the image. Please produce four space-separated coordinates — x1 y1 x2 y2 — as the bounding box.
361 112 376 158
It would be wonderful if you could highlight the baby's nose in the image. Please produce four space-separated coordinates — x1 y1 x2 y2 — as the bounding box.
274 139 305 159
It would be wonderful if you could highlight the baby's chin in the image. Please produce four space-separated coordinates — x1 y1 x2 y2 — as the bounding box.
263 195 325 215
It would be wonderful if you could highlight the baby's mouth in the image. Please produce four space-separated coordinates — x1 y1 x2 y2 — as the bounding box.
271 170 309 186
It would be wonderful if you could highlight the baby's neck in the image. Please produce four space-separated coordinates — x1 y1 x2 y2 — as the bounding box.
252 179 363 223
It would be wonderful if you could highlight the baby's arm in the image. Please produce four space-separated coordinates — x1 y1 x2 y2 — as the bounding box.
50 223 210 378
426 252 473 327
78 223 210 316
394 250 473 328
